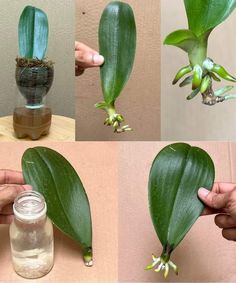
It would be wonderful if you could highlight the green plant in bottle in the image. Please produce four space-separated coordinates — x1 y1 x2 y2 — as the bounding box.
16 5 54 107
164 0 236 105
145 143 215 278
96 1 136 133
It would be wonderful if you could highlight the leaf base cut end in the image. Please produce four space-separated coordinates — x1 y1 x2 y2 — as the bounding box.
201 84 236 106
84 259 93 267
95 101 132 133
145 254 178 279
83 247 93 267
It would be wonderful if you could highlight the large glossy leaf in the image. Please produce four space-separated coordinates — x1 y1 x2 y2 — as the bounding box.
19 6 48 60
184 0 236 37
148 143 215 250
99 1 136 105
22 147 93 265
164 29 198 53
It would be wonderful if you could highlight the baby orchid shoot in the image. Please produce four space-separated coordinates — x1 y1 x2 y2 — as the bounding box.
145 252 178 278
164 0 236 105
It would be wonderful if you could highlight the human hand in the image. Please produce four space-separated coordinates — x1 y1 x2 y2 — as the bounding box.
198 183 236 241
75 41 104 76
0 170 32 224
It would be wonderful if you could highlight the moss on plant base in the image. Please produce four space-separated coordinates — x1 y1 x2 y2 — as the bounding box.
16 57 54 68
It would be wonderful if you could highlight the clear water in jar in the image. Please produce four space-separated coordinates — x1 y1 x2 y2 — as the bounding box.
10 217 54 279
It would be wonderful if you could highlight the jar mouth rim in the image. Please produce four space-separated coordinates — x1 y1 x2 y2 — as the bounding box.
13 191 47 221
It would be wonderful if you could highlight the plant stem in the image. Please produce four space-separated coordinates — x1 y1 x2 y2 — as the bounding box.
188 34 209 66
106 103 117 117
161 245 173 263
201 80 218 105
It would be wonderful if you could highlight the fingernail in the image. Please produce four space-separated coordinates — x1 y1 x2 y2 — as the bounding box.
22 185 32 191
198 188 210 197
93 54 104 65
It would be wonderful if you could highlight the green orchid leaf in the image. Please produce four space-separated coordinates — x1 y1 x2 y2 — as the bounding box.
19 5 48 60
99 1 136 105
149 143 215 251
22 147 93 266
164 29 198 53
184 0 236 37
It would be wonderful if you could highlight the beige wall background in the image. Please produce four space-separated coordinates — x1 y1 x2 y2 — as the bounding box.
0 142 118 282
161 0 236 140
76 0 160 141
0 0 75 118
119 142 236 282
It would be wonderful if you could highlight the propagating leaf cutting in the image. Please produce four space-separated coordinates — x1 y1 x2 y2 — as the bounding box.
164 0 236 105
146 143 215 278
96 1 136 133
22 147 93 267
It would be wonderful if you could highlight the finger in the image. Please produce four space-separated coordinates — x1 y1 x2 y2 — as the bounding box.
198 188 230 210
215 214 236 228
0 184 32 191
0 170 24 185
1 203 13 215
222 228 236 241
75 66 85 76
0 215 14 224
75 51 104 68
75 41 98 54
212 183 236 194
0 184 32 210
201 206 222 216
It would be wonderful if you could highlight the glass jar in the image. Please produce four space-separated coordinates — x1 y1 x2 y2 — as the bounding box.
9 191 54 279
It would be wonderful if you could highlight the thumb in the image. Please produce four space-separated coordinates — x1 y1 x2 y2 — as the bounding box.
75 51 104 68
198 188 229 210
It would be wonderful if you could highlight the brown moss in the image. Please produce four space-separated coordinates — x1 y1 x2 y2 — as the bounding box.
16 57 54 68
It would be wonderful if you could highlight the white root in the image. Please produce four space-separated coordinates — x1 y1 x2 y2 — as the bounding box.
145 254 178 278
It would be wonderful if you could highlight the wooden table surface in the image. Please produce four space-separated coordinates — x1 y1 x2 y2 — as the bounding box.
0 115 75 141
